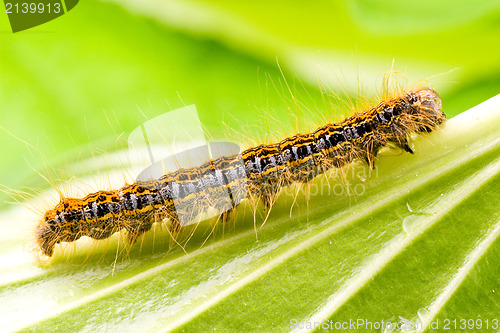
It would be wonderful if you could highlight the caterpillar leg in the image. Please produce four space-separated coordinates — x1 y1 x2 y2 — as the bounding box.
219 209 232 224
363 142 381 169
392 138 414 154
261 193 273 209
400 142 414 154
165 210 182 236
125 217 154 245
364 156 376 169
260 185 282 209
389 122 414 154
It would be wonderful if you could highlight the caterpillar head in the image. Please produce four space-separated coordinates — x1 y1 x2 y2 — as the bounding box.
408 88 446 131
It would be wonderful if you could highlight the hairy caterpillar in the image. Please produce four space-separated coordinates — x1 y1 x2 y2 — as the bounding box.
35 87 445 258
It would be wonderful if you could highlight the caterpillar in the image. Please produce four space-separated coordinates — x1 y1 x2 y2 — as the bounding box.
35 87 445 258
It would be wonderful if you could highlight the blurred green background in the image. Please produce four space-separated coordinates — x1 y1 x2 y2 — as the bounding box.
1 0 500 196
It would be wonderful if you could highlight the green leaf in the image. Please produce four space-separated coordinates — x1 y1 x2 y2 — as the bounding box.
0 95 499 332
1 1 500 332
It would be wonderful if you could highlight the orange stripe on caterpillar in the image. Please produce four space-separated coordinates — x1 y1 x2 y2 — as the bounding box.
35 87 445 258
